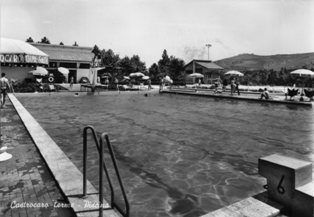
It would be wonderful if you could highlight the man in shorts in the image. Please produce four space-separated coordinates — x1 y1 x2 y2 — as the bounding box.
0 73 11 108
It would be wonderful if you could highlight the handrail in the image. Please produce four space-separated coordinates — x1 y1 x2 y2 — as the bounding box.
83 126 129 217
101 133 130 216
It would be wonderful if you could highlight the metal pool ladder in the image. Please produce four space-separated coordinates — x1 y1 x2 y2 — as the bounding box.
83 126 130 217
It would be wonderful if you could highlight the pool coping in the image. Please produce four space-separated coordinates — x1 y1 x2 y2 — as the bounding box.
161 89 313 107
8 93 122 217
201 193 283 217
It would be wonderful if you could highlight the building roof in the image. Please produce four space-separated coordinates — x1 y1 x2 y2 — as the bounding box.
1 38 48 56
185 59 223 70
31 43 94 62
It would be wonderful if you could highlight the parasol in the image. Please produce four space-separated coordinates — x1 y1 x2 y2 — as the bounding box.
29 66 48 76
225 70 244 76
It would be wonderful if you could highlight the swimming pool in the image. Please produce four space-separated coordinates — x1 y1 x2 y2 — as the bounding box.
16 92 314 217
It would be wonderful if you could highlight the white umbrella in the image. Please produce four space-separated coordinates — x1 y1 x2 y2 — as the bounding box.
188 73 204 78
123 76 130 80
290 69 314 77
290 69 314 94
58 67 69 76
163 75 173 84
29 66 48 76
129 72 145 77
225 70 244 76
142 76 150 80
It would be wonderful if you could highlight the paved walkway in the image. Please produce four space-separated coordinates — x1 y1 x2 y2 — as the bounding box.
0 100 75 217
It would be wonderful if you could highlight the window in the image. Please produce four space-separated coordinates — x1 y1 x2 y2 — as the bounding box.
79 63 91 69
49 62 57 67
59 62 77 68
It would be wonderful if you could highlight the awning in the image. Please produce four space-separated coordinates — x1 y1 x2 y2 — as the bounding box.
0 38 49 65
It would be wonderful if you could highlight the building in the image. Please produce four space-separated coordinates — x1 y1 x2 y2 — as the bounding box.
31 43 94 83
0 38 49 81
184 59 223 84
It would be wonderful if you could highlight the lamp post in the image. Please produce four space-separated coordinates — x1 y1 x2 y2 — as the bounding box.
205 44 212 61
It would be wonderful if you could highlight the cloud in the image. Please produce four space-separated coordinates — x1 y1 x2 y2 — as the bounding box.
183 46 206 61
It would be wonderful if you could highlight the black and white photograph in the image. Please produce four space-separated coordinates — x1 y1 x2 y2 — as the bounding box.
0 0 314 216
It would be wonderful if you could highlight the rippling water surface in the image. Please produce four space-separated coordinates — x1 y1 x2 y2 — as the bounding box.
17 92 314 217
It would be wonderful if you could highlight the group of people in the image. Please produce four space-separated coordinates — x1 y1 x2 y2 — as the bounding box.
0 73 11 108
212 77 240 95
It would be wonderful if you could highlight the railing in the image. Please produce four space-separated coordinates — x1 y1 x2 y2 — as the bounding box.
83 126 130 217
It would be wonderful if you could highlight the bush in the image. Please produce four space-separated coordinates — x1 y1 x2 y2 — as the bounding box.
13 81 37 92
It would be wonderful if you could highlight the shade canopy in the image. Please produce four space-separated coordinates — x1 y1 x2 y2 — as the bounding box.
225 70 244 76
29 66 48 76
188 73 204 78
0 38 49 65
290 69 314 77
58 67 69 75
163 75 173 84
129 72 145 77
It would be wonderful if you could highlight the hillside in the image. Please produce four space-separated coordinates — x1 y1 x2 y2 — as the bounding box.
215 53 314 72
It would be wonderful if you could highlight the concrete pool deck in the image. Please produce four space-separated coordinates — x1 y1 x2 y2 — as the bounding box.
2 92 290 217
161 87 313 107
0 98 75 217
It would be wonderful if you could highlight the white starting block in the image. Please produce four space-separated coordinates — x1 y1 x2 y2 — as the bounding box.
259 154 314 217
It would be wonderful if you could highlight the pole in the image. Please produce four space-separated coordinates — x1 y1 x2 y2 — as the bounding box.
206 44 212 61
206 44 212 60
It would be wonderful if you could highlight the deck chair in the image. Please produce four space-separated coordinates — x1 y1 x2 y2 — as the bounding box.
48 84 56 92
214 85 223 94
304 89 314 101
139 83 146 90
287 88 299 100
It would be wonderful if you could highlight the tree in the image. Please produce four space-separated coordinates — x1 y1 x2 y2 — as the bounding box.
168 56 185 84
158 49 170 76
100 49 120 67
73 41 79 46
26 37 34 43
59 42 64 45
91 45 101 67
40 36 50 44
130 55 146 73
148 63 159 84
149 50 185 84
119 57 133 77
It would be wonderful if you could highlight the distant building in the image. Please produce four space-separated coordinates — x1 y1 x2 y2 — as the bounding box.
184 59 223 84
31 43 94 83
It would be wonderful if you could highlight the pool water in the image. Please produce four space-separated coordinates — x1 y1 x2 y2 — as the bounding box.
17 92 314 217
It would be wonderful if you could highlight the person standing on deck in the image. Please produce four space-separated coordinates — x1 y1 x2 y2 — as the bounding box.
148 79 152 90
114 77 119 90
222 78 228 92
235 78 240 95
230 78 235 95
0 73 11 108
69 76 74 90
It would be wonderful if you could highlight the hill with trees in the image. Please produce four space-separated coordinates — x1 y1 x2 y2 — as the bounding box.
215 53 314 86
215 53 314 72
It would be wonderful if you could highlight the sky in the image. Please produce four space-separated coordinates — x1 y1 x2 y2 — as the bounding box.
1 0 314 67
